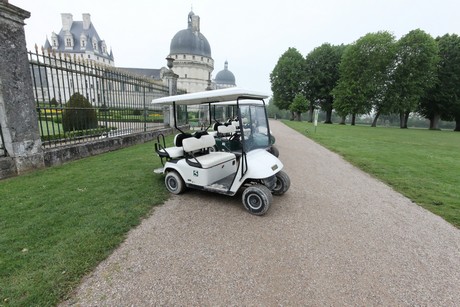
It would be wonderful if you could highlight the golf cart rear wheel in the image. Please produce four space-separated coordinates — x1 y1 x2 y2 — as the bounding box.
165 171 185 195
242 184 273 215
272 170 290 196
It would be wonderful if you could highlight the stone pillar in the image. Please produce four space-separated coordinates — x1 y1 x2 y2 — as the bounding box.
164 57 179 127
0 1 45 175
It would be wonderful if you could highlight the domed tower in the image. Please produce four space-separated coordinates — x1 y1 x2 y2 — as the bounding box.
214 60 236 89
168 11 214 93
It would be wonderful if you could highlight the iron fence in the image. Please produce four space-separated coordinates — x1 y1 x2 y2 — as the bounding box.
29 47 184 148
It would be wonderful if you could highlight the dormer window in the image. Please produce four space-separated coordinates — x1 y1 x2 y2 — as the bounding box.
80 34 86 49
101 41 107 53
64 32 73 49
92 38 98 52
51 32 58 49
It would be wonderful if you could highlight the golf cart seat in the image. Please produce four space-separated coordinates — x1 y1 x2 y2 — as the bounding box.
182 134 236 169
156 133 192 159
217 124 236 136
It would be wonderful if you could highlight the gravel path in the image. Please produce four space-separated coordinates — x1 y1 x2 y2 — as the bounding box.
62 120 460 306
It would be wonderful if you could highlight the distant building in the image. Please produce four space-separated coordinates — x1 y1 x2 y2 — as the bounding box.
44 13 114 65
167 10 215 93
39 10 236 96
214 60 236 89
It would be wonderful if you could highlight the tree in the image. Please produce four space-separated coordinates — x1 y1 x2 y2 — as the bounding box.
62 92 98 132
270 47 307 119
390 29 439 128
305 43 346 123
289 93 309 121
419 34 460 130
333 32 396 126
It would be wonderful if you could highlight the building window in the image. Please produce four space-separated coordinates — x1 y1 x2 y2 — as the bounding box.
193 55 195 60
183 55 186 59
81 40 86 47
175 55 178 59
201 57 203 61
185 74 187 78
66 38 72 47
52 39 57 47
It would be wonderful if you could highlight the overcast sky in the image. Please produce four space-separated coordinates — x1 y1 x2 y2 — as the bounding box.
11 0 460 95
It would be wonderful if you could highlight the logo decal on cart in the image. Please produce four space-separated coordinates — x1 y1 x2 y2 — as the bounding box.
193 170 199 177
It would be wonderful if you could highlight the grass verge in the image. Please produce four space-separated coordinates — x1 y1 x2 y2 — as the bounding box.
0 140 170 306
283 121 460 228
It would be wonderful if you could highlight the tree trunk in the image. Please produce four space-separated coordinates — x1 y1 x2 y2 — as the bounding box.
429 113 441 130
324 108 333 124
399 112 407 129
351 114 356 126
404 111 410 128
308 104 314 122
455 115 460 131
371 110 381 127
296 111 301 121
290 111 295 121
339 115 346 125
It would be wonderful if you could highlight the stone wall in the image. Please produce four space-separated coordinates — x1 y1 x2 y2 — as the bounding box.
43 127 179 167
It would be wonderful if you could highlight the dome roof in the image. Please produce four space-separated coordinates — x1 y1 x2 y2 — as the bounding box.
215 61 236 85
170 11 211 57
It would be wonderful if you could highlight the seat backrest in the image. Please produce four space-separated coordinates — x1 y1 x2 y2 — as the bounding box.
182 134 216 153
218 124 236 134
174 133 192 147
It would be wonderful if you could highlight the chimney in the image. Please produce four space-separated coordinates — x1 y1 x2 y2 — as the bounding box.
82 13 91 30
61 13 73 31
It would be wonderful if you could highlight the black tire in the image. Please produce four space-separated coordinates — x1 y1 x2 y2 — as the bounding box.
165 171 185 195
270 145 280 157
272 170 290 195
242 184 273 215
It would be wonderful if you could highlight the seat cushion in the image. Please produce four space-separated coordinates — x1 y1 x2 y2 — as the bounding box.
195 152 235 169
158 146 184 159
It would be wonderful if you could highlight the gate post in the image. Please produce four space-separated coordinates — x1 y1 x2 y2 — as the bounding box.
0 0 45 177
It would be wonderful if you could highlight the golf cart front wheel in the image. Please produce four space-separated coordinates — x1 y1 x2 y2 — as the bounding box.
242 184 273 215
272 170 290 196
165 171 185 195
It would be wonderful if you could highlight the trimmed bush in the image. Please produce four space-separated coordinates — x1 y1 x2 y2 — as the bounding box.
62 93 98 132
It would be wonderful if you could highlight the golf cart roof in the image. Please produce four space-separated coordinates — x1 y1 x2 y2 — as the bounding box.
151 87 269 106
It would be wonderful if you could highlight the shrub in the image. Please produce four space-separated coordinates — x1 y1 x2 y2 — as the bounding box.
50 97 59 106
62 93 98 132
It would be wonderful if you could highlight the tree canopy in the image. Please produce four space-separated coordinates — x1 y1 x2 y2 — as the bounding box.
270 47 307 113
333 31 396 125
270 29 460 130
391 29 439 128
305 43 345 123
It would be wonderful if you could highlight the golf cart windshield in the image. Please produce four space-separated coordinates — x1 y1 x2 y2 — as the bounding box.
239 104 270 151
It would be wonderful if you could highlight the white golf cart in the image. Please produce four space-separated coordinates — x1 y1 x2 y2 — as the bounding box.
152 88 290 215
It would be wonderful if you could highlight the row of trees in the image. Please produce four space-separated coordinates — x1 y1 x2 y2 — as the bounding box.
270 29 460 130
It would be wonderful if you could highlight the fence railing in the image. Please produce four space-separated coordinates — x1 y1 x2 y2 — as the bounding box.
28 47 184 148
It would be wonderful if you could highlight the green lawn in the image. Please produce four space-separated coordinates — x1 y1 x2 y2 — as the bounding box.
0 140 171 306
283 120 460 228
